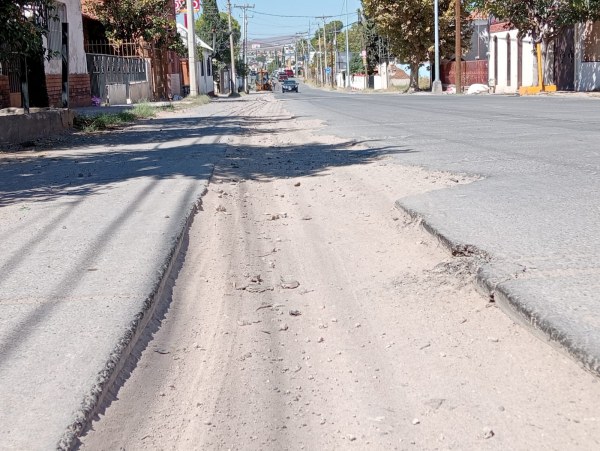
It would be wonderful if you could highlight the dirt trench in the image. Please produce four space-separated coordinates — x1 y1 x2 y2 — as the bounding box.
80 95 600 450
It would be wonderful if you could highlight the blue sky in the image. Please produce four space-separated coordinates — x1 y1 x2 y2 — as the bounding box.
214 0 363 40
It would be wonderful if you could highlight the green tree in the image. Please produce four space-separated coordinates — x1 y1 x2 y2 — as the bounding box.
195 2 241 64
349 53 365 74
360 9 386 75
347 23 364 53
362 0 472 90
471 0 600 84
0 0 55 61
92 0 182 53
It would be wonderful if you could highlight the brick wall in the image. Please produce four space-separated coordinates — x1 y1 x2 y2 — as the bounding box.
69 73 91 107
0 76 10 109
45 73 91 107
46 74 62 107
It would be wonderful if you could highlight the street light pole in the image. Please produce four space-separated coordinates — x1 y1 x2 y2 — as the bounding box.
345 0 350 88
432 0 442 94
186 0 198 96
226 0 237 95
455 0 462 94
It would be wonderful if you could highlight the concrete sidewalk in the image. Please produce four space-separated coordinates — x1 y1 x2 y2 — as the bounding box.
0 105 230 448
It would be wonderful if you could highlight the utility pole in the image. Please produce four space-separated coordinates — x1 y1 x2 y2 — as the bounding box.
345 0 350 88
186 0 198 96
333 28 338 87
234 3 254 93
317 16 330 86
317 26 323 85
323 18 328 86
226 0 237 94
455 0 462 94
307 22 312 82
432 0 442 94
358 9 368 78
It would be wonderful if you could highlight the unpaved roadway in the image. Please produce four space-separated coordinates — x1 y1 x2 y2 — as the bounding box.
80 94 600 450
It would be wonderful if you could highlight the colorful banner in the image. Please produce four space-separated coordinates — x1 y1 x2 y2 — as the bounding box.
175 0 200 13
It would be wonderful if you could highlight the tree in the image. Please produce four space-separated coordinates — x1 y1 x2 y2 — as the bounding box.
0 1 57 107
360 9 386 75
349 53 365 74
195 1 241 64
362 0 472 90
471 0 600 85
92 0 182 53
0 0 54 62
347 23 364 53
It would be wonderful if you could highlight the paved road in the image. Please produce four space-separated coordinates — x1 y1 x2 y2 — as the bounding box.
276 84 600 374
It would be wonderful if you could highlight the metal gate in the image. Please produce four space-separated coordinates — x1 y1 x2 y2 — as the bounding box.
86 53 147 103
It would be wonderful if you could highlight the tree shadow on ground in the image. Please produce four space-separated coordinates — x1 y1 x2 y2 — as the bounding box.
0 113 414 207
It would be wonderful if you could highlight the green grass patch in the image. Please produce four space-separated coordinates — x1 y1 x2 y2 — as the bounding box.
74 111 138 132
131 102 156 118
173 95 211 110
75 97 209 132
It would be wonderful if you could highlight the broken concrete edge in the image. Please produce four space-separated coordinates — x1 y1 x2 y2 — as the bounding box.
492 283 600 376
395 200 600 379
56 183 211 451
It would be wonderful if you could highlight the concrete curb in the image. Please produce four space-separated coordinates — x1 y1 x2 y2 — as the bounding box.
56 181 212 450
395 200 600 378
0 109 74 145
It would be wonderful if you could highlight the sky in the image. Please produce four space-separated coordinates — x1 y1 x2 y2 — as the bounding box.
184 1 363 42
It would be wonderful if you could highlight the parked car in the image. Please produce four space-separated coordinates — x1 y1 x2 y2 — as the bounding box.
281 79 299 93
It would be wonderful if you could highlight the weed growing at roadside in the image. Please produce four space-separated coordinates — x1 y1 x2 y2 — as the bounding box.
74 111 137 132
131 102 156 118
74 97 210 132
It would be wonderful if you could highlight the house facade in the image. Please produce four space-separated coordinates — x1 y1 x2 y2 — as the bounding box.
488 22 536 94
0 0 91 109
45 0 91 107
489 19 600 94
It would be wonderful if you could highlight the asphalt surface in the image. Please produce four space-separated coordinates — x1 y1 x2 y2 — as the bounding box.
276 83 600 375
0 103 236 449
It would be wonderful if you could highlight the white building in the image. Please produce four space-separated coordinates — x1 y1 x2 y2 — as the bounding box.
488 23 536 94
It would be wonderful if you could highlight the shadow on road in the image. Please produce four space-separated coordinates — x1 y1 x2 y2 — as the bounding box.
0 114 414 208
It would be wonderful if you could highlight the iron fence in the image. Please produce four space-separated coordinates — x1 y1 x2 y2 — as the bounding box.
86 53 147 103
85 41 147 58
0 57 22 93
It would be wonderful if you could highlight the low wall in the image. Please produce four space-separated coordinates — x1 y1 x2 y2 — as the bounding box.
391 78 410 88
577 62 600 91
0 109 74 145
350 75 367 90
107 81 151 105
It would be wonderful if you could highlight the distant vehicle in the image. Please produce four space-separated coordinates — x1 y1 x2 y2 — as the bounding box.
281 79 298 93
278 73 288 82
284 69 294 77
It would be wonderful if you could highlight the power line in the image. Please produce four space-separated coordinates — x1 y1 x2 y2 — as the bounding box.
252 10 349 19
